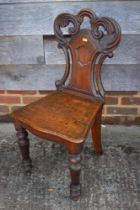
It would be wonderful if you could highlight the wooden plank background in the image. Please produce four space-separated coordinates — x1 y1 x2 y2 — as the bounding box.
0 36 44 64
0 0 139 90
44 35 140 65
0 1 139 35
0 64 139 91
0 0 132 3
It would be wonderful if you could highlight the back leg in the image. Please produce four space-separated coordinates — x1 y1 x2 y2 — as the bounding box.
91 109 103 155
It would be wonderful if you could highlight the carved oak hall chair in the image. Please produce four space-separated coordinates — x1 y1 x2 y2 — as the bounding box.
12 9 121 200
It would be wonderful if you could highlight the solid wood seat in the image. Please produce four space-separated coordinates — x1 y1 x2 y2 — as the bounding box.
12 8 121 201
12 90 103 143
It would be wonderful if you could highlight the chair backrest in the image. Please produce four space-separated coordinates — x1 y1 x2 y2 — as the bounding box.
54 9 121 101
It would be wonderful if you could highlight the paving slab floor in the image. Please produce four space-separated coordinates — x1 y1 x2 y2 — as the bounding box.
0 123 140 210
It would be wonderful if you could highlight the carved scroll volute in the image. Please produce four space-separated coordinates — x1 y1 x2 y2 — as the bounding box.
91 16 121 55
54 13 81 46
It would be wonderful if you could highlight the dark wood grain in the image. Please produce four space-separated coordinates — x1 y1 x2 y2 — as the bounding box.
68 153 82 201
12 9 121 200
92 108 103 155
12 91 103 143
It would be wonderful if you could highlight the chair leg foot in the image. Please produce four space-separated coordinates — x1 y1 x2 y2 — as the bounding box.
92 110 103 155
68 153 81 201
16 126 32 175
70 183 81 201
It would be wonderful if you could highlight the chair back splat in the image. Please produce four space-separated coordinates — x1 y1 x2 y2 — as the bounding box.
54 9 121 100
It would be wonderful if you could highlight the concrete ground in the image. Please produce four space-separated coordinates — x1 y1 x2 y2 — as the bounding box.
0 123 140 210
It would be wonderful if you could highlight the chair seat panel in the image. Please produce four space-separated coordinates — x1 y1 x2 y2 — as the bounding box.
12 91 102 143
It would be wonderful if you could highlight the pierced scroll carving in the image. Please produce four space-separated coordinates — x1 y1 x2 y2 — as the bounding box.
54 8 121 100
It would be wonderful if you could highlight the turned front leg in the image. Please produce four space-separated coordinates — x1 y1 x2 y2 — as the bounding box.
68 153 81 201
16 127 32 174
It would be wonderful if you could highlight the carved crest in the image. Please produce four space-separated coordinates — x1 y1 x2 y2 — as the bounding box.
54 9 121 100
